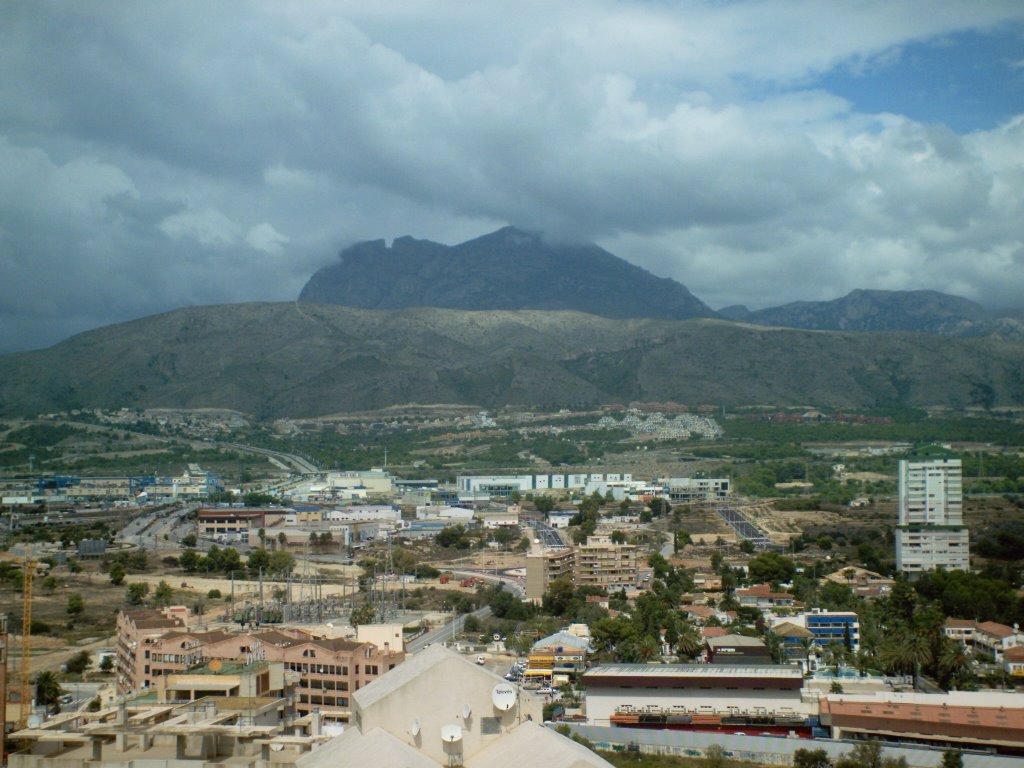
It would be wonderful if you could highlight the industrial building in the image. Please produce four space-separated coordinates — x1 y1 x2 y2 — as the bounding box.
456 473 633 497
895 458 970 574
661 477 731 502
582 663 812 734
820 691 1024 755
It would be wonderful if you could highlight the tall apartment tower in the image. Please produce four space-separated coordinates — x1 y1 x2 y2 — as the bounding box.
895 458 969 575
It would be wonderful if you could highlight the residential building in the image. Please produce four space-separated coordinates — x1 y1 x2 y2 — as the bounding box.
779 610 861 653
525 546 575 601
942 618 1024 661
115 615 405 726
735 584 798 609
114 607 190 694
895 458 970 574
574 535 640 592
821 566 894 599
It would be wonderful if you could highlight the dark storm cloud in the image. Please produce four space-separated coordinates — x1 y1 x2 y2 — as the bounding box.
1 1 1023 351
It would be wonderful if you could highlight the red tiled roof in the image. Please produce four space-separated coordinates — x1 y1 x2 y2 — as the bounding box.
1004 646 1024 662
702 627 729 638
977 621 1016 639
944 618 978 629
822 698 1024 745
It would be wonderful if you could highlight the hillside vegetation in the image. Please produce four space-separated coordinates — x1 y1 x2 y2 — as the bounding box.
0 302 1022 419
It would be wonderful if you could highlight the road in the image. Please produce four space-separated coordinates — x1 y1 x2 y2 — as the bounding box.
528 519 569 549
716 502 772 548
219 441 320 475
406 605 493 652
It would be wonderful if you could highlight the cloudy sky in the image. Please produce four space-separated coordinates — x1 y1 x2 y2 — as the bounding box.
2 1 1023 353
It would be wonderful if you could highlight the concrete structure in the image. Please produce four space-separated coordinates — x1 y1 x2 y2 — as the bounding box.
8 692 328 768
296 644 611 768
895 458 970 574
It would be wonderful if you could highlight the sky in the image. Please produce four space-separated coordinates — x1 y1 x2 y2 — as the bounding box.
2 1 1023 353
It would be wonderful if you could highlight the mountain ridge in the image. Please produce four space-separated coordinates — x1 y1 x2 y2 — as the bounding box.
1 302 1022 420
299 226 716 320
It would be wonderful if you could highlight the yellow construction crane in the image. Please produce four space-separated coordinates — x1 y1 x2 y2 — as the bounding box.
17 548 34 731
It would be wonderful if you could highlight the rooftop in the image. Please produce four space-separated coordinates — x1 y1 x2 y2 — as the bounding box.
585 663 802 680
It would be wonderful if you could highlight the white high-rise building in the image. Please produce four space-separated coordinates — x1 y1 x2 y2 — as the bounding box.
895 458 969 575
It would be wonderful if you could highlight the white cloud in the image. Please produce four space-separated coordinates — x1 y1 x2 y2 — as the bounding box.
159 208 242 248
246 222 289 255
0 1 1023 351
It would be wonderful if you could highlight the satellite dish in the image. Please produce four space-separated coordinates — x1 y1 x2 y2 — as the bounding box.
208 659 223 672
462 703 472 719
409 718 421 736
440 725 463 743
491 682 518 711
270 743 284 752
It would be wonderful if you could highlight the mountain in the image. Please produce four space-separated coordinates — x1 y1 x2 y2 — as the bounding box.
730 289 1023 338
1 303 1022 419
299 226 715 320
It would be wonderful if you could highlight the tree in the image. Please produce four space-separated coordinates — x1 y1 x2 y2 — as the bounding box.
940 750 963 768
66 593 84 617
178 548 200 572
534 496 555 513
65 650 91 675
109 561 126 586
350 603 376 627
493 526 516 546
181 533 197 548
543 577 576 617
463 614 481 633
34 671 63 709
207 588 222 599
99 655 114 672
42 575 58 592
154 580 174 606
739 539 755 554
127 582 149 605
747 552 796 584
794 748 832 768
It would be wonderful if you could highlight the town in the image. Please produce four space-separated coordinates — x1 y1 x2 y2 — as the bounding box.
1 404 1022 768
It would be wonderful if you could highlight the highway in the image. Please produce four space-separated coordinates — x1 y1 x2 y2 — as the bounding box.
715 503 772 548
219 441 320 475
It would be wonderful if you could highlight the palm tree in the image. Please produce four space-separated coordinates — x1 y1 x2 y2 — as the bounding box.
637 636 661 662
936 639 973 691
35 670 63 710
675 625 703 660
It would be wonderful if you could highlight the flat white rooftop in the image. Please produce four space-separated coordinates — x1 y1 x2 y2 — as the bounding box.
585 664 803 680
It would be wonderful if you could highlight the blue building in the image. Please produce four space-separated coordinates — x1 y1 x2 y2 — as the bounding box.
804 610 860 652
